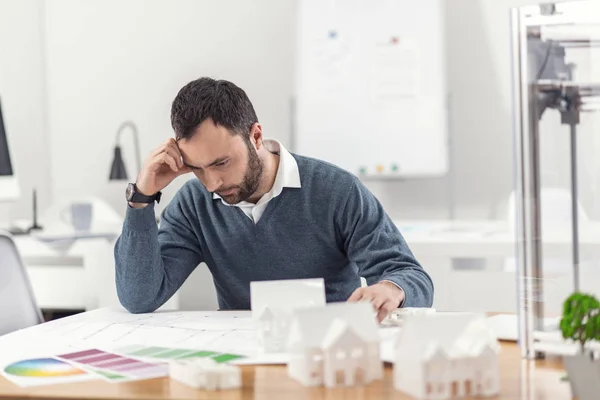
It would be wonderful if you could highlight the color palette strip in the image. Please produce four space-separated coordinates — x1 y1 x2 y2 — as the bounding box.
56 349 167 382
117 345 245 363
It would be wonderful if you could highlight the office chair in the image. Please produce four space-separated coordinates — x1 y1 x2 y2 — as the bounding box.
0 232 43 335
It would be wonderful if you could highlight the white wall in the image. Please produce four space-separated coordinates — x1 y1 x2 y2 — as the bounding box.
8 0 597 225
0 0 52 222
44 0 297 218
3 0 599 310
43 0 298 310
368 0 600 221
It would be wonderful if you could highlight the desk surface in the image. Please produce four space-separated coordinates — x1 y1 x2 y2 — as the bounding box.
0 342 571 400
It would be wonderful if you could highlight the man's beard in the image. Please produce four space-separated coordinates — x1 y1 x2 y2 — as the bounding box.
217 140 263 205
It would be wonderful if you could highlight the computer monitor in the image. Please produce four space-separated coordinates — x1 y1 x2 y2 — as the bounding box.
0 97 20 201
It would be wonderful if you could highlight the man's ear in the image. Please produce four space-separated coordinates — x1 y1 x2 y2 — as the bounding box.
249 123 263 149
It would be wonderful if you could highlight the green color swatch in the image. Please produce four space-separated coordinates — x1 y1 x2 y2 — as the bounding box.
120 345 245 364
211 354 245 363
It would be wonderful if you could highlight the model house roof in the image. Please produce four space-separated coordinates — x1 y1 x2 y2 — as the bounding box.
287 302 379 349
321 319 367 350
257 306 275 321
396 313 499 361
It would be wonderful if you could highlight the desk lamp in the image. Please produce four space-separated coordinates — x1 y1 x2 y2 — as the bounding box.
109 121 142 181
0 96 20 201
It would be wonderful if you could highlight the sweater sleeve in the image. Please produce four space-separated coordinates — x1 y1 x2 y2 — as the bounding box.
114 196 203 313
336 180 434 307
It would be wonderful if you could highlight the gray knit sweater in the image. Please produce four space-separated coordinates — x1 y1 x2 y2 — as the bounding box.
114 154 433 313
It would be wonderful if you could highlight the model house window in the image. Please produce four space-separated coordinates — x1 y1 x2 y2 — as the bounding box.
428 361 444 379
351 347 363 359
336 350 346 360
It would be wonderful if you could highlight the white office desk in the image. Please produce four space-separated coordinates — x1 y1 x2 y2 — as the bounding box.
395 219 600 314
14 235 84 266
12 218 600 315
13 236 98 311
396 219 600 259
13 233 180 313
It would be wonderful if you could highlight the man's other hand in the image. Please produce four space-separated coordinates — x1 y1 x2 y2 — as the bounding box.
347 281 405 323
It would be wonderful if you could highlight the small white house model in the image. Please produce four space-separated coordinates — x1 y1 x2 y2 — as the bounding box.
286 302 383 388
394 313 500 399
169 358 241 390
251 278 326 353
382 307 437 327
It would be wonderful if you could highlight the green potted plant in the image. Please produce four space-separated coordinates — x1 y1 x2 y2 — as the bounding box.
560 292 600 400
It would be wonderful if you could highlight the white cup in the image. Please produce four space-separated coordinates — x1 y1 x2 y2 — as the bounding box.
60 203 93 231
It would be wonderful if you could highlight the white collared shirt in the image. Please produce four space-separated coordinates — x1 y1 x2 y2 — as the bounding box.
213 139 301 223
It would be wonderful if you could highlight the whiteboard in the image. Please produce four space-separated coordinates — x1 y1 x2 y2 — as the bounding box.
295 0 448 178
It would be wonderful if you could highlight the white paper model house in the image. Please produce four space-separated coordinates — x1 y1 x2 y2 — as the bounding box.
382 307 437 327
250 278 326 353
286 302 383 388
169 358 241 390
393 313 500 399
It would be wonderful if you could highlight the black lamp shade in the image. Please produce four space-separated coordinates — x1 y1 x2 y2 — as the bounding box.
0 98 14 176
109 146 128 180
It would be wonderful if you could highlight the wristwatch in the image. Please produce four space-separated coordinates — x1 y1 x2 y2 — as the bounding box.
125 183 162 204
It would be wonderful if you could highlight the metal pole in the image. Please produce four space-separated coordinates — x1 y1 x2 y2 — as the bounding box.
511 7 545 359
527 82 545 337
289 97 296 153
569 123 580 291
511 8 532 359
511 8 529 359
446 92 455 220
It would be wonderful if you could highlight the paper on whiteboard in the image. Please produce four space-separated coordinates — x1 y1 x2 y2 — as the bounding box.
369 39 420 106
305 31 354 99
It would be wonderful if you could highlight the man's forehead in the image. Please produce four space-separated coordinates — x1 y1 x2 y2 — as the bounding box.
177 128 239 152
177 130 244 168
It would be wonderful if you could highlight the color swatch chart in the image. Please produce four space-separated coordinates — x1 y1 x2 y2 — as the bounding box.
4 358 86 378
117 345 245 363
57 349 167 382
2 357 95 388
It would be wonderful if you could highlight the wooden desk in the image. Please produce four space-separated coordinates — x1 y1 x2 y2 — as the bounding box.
0 342 571 400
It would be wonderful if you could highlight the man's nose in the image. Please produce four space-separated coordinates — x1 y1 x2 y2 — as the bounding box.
203 171 223 193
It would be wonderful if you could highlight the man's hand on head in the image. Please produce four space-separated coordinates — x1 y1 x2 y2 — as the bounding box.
129 138 192 208
347 281 405 323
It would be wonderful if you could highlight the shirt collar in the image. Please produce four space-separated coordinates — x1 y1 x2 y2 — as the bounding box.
212 139 301 203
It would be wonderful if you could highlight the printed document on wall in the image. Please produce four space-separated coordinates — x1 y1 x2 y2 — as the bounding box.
369 39 420 106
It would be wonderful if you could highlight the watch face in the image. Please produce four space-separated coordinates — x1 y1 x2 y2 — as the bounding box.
125 183 135 201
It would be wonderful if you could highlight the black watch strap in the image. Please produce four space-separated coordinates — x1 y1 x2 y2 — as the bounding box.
127 183 162 204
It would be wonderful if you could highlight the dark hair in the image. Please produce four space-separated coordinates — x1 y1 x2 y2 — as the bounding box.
171 77 258 140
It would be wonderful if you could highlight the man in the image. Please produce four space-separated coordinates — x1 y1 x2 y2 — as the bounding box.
114 77 433 322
